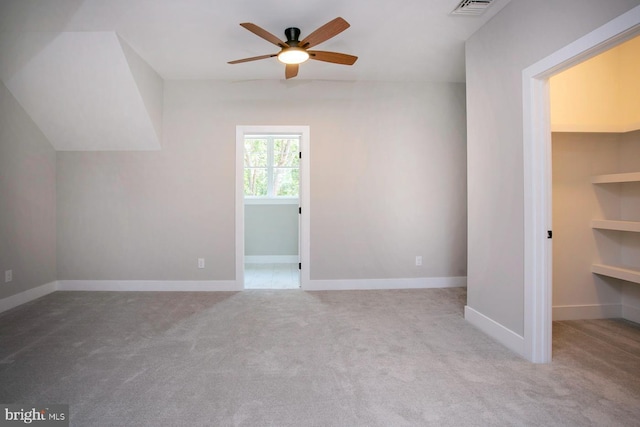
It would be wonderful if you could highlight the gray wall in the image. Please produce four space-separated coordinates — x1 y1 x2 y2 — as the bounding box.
0 82 56 299
465 0 640 335
57 80 467 281
245 204 299 256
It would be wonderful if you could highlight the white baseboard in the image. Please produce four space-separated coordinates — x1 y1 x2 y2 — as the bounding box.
57 280 241 292
245 256 298 264
464 305 525 358
552 304 622 321
622 304 640 324
304 276 466 291
0 281 58 314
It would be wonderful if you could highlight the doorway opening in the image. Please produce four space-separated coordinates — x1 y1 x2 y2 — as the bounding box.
550 34 640 322
235 126 310 290
244 134 300 289
522 6 640 363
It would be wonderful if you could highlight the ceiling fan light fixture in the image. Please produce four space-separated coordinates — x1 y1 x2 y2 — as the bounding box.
277 47 309 65
229 18 357 78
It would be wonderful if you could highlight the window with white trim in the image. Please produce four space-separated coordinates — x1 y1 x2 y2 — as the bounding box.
244 134 300 200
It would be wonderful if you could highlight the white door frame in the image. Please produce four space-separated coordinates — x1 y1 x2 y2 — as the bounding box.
522 6 640 363
235 125 310 290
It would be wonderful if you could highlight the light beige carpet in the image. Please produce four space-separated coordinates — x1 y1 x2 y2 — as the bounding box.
0 288 639 426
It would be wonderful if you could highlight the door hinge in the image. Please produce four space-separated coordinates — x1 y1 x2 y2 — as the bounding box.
299 152 302 159
298 262 301 270
299 207 301 214
547 230 552 239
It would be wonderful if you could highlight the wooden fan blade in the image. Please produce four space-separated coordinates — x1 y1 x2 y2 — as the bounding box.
228 54 276 64
285 64 299 79
308 51 358 65
240 23 289 48
300 17 350 49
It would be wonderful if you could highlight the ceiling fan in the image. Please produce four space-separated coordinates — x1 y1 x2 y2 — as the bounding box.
228 17 358 79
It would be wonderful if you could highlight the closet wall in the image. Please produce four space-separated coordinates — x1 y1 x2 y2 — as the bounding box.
245 204 298 259
550 36 640 323
552 131 640 321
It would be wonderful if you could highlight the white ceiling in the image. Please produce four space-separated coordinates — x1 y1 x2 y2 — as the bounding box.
0 0 512 150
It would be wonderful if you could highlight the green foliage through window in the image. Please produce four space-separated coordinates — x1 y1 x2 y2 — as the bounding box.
244 135 300 198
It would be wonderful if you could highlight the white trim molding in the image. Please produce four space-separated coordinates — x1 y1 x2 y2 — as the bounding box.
522 5 640 363
245 255 299 264
244 198 299 205
0 281 58 314
304 276 466 291
57 280 240 292
552 304 622 321
464 306 525 358
236 125 310 291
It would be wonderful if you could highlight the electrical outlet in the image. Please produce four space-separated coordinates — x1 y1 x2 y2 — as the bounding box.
198 258 205 269
5 270 12 283
415 256 423 266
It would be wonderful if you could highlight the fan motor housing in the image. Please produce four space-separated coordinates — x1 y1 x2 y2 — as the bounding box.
284 27 302 46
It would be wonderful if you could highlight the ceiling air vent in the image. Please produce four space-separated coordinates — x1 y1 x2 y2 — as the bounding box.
451 0 495 16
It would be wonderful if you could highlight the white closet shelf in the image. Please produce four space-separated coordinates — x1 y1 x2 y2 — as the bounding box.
592 264 640 284
591 172 640 184
591 219 640 232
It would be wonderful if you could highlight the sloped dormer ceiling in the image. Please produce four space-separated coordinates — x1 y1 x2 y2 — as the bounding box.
0 31 162 151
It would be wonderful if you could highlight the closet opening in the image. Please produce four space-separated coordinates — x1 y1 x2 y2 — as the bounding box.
522 7 640 362
549 34 640 356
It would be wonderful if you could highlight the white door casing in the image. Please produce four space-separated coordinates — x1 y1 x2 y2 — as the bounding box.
236 125 310 290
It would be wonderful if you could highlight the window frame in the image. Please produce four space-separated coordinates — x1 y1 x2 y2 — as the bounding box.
243 133 300 204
